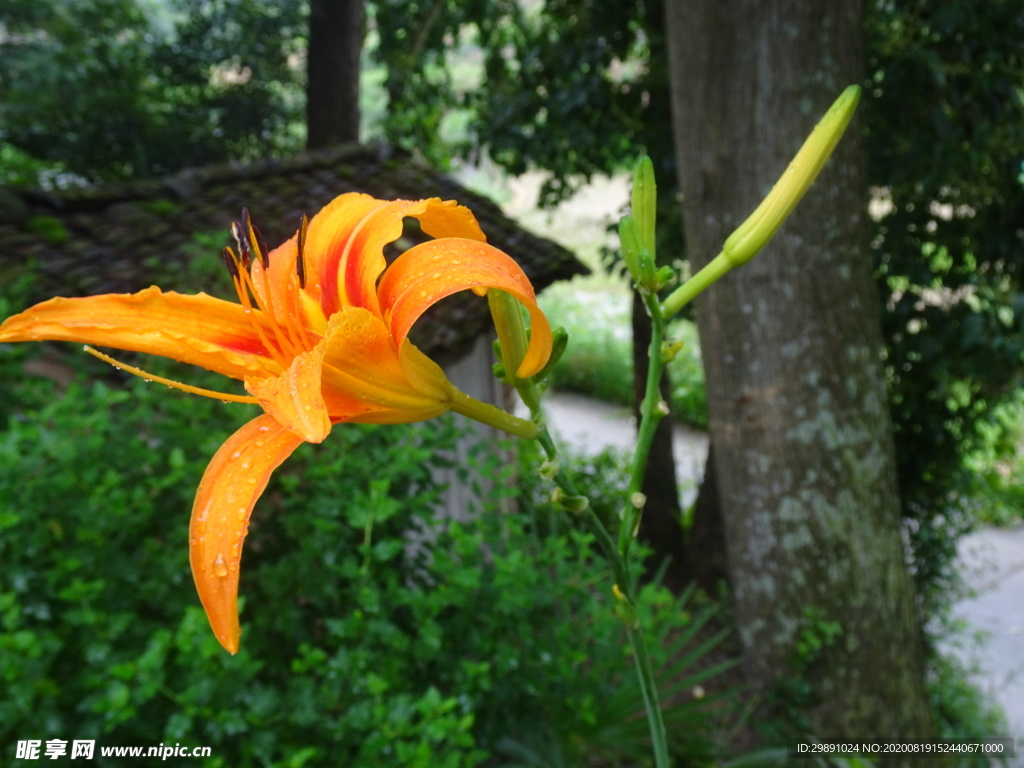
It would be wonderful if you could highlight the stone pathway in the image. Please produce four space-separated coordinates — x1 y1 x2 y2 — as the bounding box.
543 390 1023 757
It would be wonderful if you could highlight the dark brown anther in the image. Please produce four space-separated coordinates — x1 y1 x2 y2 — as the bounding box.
230 220 252 269
221 246 240 280
296 214 309 288
251 223 270 270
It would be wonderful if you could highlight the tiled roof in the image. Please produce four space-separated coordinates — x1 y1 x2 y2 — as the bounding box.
0 143 585 363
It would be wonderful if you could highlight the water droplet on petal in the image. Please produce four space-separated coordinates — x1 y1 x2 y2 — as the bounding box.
213 554 229 578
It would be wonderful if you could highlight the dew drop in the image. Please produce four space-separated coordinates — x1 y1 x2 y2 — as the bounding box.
212 554 229 578
237 507 247 520
231 451 242 459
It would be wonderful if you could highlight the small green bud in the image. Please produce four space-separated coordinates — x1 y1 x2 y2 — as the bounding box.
636 246 657 292
618 215 644 279
559 495 590 515
660 339 683 363
539 460 559 479
630 492 647 509
492 361 507 380
631 155 657 254
654 265 675 290
532 327 569 382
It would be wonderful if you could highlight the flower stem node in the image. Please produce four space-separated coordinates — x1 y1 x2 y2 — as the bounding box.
539 459 559 480
612 583 640 629
558 494 590 515
656 400 670 416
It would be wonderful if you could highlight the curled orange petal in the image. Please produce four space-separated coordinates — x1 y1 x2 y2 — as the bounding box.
190 414 305 654
301 194 488 318
377 238 553 378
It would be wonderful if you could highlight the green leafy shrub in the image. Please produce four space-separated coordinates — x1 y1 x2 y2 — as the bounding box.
0 344 732 766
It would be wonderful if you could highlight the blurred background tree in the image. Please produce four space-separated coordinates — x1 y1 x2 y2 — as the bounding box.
0 0 306 183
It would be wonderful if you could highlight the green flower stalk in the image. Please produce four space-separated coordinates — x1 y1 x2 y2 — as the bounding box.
661 85 861 318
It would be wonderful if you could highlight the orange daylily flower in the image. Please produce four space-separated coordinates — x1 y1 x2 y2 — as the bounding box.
0 193 553 653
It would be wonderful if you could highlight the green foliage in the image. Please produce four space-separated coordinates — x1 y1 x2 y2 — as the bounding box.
865 0 1024 608
0 339 731 765
964 394 1024 526
0 0 305 183
24 216 70 245
540 285 708 428
928 633 1011 768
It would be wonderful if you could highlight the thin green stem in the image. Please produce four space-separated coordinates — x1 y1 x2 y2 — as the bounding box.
629 625 671 768
524 374 669 768
660 251 733 319
534 420 631 589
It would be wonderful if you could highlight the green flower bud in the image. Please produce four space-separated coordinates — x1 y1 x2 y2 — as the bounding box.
722 85 861 267
631 155 657 254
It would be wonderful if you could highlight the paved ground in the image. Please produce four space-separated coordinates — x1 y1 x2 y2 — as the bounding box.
542 390 1024 755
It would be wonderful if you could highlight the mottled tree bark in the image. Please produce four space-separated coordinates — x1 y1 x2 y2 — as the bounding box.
665 0 935 741
306 0 364 148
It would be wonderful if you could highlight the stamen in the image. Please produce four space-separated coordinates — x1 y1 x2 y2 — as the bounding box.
221 247 240 279
225 207 313 364
296 214 309 288
250 220 270 269
230 221 252 269
83 346 260 404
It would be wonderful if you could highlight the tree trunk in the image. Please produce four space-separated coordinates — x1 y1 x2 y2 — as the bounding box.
306 0 364 148
665 0 935 740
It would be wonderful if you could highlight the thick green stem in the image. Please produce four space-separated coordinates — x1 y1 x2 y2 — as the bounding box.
619 292 666 559
448 389 538 439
